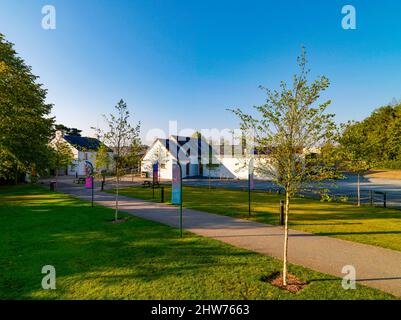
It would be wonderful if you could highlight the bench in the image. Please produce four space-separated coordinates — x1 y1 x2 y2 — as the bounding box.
142 181 160 188
74 178 86 184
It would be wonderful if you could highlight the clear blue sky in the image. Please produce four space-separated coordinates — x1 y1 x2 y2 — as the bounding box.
1 0 401 143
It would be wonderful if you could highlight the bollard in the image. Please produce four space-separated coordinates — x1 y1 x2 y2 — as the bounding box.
280 200 285 226
369 190 373 206
384 192 387 208
101 180 105 191
152 183 155 199
161 186 165 203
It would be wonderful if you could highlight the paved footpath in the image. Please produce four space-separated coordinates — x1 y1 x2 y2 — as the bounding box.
58 183 401 297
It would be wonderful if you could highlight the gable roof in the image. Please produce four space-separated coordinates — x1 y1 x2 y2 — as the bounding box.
64 135 112 152
143 136 211 162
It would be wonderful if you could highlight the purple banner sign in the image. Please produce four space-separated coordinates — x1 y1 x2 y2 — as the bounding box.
153 163 159 184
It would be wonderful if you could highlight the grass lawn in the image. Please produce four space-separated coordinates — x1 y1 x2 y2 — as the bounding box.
0 185 395 300
112 185 401 252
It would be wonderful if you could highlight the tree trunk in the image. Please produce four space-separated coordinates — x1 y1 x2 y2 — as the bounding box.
14 163 18 185
357 173 361 207
115 170 119 221
282 190 290 286
55 170 58 191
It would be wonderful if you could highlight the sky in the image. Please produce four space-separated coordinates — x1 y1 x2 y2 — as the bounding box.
1 0 401 144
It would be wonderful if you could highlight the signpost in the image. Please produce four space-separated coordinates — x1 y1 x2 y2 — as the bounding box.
85 161 94 207
172 163 183 237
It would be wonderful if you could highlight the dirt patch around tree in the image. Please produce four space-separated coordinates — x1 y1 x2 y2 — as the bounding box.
110 217 129 224
261 272 308 294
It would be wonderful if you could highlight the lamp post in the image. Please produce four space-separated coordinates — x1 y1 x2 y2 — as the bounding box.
178 162 183 237
248 158 254 217
175 135 183 238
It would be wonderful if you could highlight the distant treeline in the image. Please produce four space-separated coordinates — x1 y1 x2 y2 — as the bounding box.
343 104 401 169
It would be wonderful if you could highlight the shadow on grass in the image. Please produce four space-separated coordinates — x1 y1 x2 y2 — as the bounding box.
1 186 263 299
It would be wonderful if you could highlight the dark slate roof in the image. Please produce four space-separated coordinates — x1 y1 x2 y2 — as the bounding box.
64 135 112 152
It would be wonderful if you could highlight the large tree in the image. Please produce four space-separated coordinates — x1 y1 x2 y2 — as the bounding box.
54 124 82 137
0 33 54 182
94 99 141 221
231 49 337 286
340 104 401 167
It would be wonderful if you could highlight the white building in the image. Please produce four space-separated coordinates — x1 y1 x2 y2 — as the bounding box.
50 131 113 176
141 135 273 180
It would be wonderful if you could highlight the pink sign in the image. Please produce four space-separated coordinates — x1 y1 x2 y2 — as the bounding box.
85 177 92 189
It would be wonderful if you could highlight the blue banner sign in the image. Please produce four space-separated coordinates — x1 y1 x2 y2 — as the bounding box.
171 164 182 204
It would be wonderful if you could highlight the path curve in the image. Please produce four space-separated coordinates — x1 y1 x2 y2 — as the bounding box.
57 182 401 297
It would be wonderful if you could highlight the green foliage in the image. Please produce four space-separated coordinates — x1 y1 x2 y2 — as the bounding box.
338 104 401 169
0 149 22 181
230 48 337 197
0 33 54 181
375 160 401 170
50 139 74 174
54 124 82 136
123 139 146 171
320 193 333 202
93 99 141 220
94 143 111 175
337 121 373 173
94 99 141 177
230 48 337 285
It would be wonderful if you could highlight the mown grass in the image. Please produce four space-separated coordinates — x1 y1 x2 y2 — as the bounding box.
112 185 401 252
0 185 394 299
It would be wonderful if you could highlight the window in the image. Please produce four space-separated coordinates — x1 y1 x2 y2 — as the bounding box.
160 163 166 169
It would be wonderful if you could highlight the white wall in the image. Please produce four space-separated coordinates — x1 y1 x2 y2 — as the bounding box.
67 151 97 176
141 137 275 181
67 151 113 176
203 157 274 180
141 140 174 179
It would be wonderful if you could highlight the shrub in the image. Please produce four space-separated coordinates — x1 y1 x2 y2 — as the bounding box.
374 160 401 170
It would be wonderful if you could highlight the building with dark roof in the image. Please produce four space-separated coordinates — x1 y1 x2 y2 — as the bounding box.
51 131 113 176
141 135 274 180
